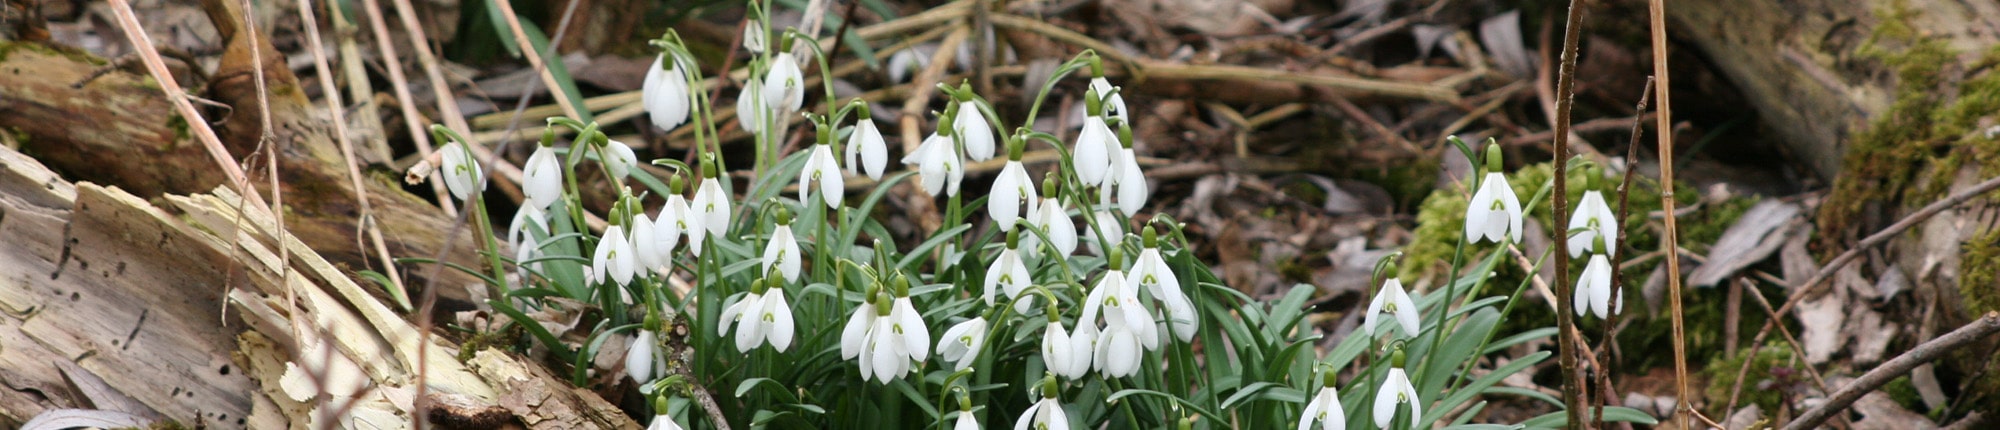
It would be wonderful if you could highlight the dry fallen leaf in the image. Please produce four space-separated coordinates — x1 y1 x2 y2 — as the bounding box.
1690 199 1801 288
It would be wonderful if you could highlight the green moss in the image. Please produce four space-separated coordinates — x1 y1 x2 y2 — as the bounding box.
1962 229 2000 315
0 39 110 65
1819 4 2000 249
1884 376 1928 414
1702 342 1803 416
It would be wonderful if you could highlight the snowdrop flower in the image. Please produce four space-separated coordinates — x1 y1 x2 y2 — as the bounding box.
1299 373 1347 430
1372 368 1422 429
1464 142 1521 244
737 77 767 134
643 54 691 131
840 290 881 360
937 317 989 370
603 139 639 182
626 329 656 384
1363 277 1420 339
742 21 766 54
718 278 795 353
901 132 964 196
1082 252 1158 378
439 141 483 201
1016 378 1071 430
1073 115 1115 186
1082 210 1123 257
648 413 686 430
654 175 691 255
860 281 930 382
1101 122 1147 215
1021 188 1078 256
631 214 666 273
1129 227 1196 342
764 52 805 113
847 110 889 180
1567 189 1618 258
1575 242 1621 319
799 138 844 208
592 225 638 287
887 47 928 83
762 210 802 283
955 411 980 430
1088 76 1129 125
989 145 1037 230
1041 314 1091 380
512 209 545 282
521 144 563 210
955 101 996 161
690 162 732 254
985 232 1031 306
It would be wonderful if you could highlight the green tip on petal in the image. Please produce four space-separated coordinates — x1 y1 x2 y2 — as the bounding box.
1008 135 1025 161
1390 346 1407 368
751 277 768 294
893 273 911 297
701 153 720 178
815 120 833 146
1142 226 1157 249
669 174 685 194
775 206 793 225
1085 87 1104 117
539 127 557 147
1593 234 1608 255
1118 120 1134 149
654 396 669 414
1321 368 1338 388
1107 247 1124 271
875 291 895 315
1006 229 1021 249
958 392 973 412
1042 172 1061 196
854 101 873 120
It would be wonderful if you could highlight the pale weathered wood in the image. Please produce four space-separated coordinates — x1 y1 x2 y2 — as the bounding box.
0 145 638 428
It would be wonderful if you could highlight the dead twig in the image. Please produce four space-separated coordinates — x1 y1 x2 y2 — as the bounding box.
356 0 456 215
1784 313 2000 430
1550 0 1587 427
100 0 263 211
1646 0 1693 423
296 0 407 308
1595 75 1651 430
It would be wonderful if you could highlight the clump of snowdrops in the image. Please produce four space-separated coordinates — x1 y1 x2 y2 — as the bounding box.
406 3 1667 429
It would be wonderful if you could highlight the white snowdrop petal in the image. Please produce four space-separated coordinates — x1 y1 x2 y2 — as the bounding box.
767 291 795 352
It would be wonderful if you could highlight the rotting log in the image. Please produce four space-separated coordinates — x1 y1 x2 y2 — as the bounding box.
0 145 638 428
0 39 487 315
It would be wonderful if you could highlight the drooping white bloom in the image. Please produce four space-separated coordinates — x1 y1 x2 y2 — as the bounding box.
630 215 665 273
840 300 878 361
1021 197 1078 257
1363 278 1420 339
1298 385 1347 430
985 245 1030 306
655 194 690 255
763 53 805 113
955 412 980 430
955 101 996 161
648 413 686 430
861 296 930 382
690 178 732 254
1083 211 1123 257
603 139 639 181
521 145 564 210
440 141 483 201
937 317 989 370
718 288 795 353
507 204 548 255
1082 270 1158 378
626 329 656 384
1575 253 1621 319
887 47 929 84
1014 395 1070 430
592 225 638 287
1372 368 1422 429
1103 147 1148 216
1130 245 1196 341
1073 116 1115 186
762 223 802 283
643 54 691 131
737 77 767 134
1464 172 1523 244
989 160 1037 230
799 143 844 208
1567 190 1618 258
1088 77 1129 125
901 132 963 196
1041 320 1091 380
847 118 889 180
742 21 766 54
